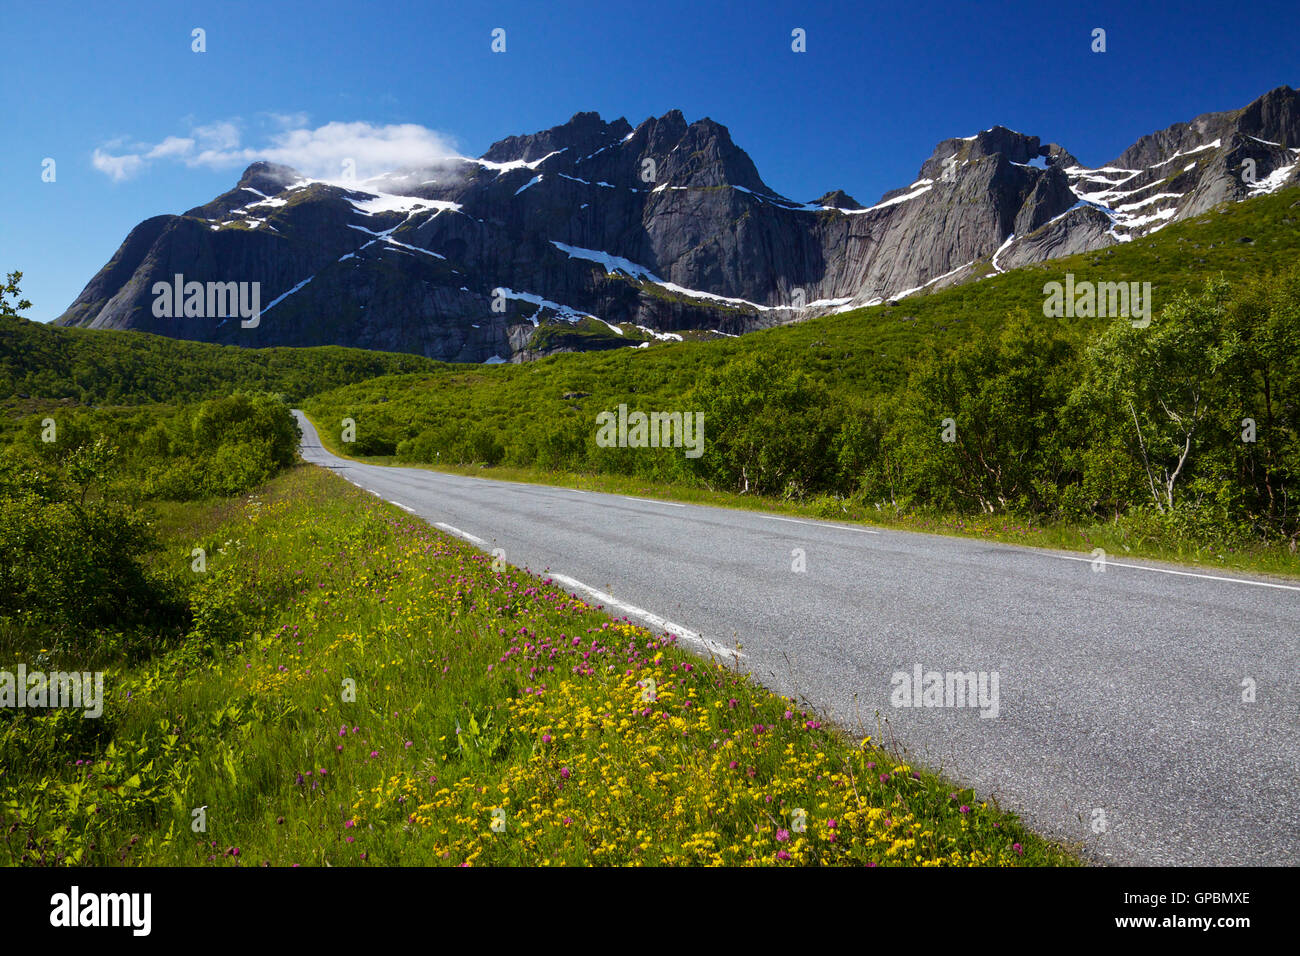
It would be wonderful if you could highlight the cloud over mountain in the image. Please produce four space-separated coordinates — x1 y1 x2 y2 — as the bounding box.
91 117 461 182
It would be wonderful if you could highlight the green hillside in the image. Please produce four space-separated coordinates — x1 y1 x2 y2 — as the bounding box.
0 313 448 405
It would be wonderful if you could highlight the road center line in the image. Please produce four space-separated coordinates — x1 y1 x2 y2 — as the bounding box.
546 572 744 661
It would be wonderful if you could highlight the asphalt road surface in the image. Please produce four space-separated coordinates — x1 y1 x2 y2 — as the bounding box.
295 411 1299 865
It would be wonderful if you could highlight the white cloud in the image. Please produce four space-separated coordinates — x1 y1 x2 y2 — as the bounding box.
92 116 462 182
194 120 242 151
92 149 145 182
146 136 195 159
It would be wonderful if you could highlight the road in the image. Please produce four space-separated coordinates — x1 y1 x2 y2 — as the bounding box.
295 410 1299 865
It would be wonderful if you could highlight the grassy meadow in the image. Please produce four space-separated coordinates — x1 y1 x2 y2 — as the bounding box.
1 464 1075 866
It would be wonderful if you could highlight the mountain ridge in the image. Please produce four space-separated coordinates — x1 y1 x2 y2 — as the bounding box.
56 86 1300 362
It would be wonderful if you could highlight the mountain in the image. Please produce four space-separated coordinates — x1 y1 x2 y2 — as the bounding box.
56 87 1300 363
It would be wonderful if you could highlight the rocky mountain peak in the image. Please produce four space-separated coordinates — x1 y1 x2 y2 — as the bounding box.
812 189 861 209
1236 85 1300 146
920 126 1047 180
482 111 633 165
238 161 302 195
647 113 772 192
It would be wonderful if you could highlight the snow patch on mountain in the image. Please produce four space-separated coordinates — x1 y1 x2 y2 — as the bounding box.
514 175 543 195
550 241 775 311
262 275 315 314
474 148 567 173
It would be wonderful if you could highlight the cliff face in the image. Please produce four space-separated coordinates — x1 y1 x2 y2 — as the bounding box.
57 87 1300 361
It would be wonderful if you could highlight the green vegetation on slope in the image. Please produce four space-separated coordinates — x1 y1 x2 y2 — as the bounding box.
0 312 448 405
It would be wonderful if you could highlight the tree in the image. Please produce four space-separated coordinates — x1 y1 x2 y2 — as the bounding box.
892 311 1074 513
1071 279 1238 514
1223 265 1300 532
1 271 32 317
687 354 840 497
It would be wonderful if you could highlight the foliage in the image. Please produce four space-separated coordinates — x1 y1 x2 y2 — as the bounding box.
0 467 1075 866
0 440 164 644
0 312 446 405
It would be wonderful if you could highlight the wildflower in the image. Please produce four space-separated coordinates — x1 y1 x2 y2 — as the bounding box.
776 829 790 843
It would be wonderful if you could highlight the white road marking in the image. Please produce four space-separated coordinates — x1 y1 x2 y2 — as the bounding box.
623 496 686 508
760 514 881 534
547 572 745 660
1047 552 1300 592
434 522 488 547
395 503 417 514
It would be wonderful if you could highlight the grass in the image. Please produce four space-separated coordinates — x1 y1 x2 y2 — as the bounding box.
0 464 1076 866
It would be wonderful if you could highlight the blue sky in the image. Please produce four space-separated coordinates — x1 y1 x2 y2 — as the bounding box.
4 0 1297 322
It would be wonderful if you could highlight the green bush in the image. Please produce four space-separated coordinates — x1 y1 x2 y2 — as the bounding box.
0 442 163 643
